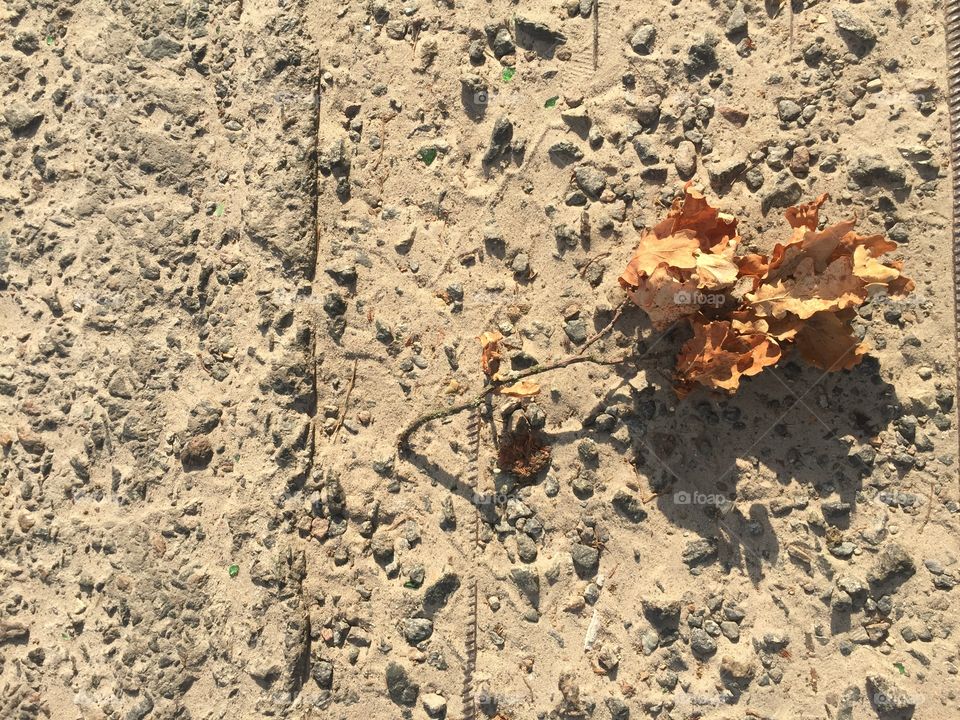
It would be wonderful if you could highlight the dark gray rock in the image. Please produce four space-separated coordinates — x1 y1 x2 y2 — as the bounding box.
492 28 515 58
549 141 584 164
612 490 648 523
868 543 916 588
511 567 541 608
725 4 748 38
849 155 907 190
574 165 607 198
139 33 183 60
423 572 461 614
571 543 600 578
483 116 514 165
630 25 656 55
761 174 802 214
682 538 718 567
777 99 803 123
386 662 419 706
690 627 717 657
401 618 434 644
866 674 916 718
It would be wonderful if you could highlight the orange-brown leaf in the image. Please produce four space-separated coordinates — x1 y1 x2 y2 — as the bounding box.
620 230 700 285
478 331 503 378
675 320 781 395
624 265 700 329
499 379 541 397
785 193 828 230
748 256 866 320
793 311 867 371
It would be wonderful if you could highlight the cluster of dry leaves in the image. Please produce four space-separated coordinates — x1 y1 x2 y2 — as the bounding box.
619 184 913 395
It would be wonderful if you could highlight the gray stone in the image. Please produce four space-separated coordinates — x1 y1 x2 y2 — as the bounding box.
564 318 588 344
674 141 697 179
761 174 802 214
690 627 717 657
833 9 877 54
549 141 584 164
423 572 461 614
515 16 567 47
612 490 648 523
630 25 656 55
708 158 747 192
682 538 718 566
516 533 538 562
571 543 600 578
326 262 357 285
849 155 907 190
492 28 515 58
3 105 43 134
511 567 541 608
777 99 803 123
422 693 448 718
386 662 419 706
139 33 183 60
574 165 607 198
868 543 916 587
401 618 434 644
483 116 514 165
866 674 916 717
725 4 748 38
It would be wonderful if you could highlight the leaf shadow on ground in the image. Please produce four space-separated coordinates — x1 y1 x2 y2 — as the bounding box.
556 342 900 586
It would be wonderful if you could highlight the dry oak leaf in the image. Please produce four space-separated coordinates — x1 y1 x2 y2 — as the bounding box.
694 251 740 290
675 319 781 395
667 182 740 252
624 265 700 329
852 245 901 285
619 230 700 285
794 310 867 371
478 331 503 378
784 193 829 231
747 256 866 320
499 379 541 397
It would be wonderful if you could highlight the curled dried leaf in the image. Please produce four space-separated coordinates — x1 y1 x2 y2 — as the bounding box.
478 331 504 378
499 379 541 397
793 311 867 371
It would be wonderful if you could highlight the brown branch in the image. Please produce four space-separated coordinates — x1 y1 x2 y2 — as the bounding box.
331 359 358 442
578 298 629 356
397 351 630 450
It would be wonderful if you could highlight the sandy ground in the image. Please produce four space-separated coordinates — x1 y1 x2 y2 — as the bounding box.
1 0 959 719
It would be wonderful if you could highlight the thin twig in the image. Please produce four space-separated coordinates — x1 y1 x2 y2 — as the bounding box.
578 299 629 356
578 252 610 278
332 359 358 441
919 480 934 533
592 0 599 71
398 352 629 450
